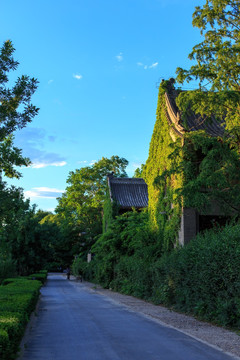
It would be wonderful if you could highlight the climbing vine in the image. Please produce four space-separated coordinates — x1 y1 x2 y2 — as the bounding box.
144 79 240 252
102 186 119 233
143 80 183 251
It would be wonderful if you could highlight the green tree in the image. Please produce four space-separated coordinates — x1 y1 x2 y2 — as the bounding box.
0 40 38 177
133 164 145 178
0 184 44 275
56 156 128 259
176 0 240 133
0 40 39 277
0 135 30 178
0 40 39 141
171 1 240 216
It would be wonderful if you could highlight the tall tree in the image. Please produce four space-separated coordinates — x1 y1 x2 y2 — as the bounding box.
176 0 240 134
170 1 240 215
55 156 128 257
0 40 39 177
0 40 39 277
0 40 39 140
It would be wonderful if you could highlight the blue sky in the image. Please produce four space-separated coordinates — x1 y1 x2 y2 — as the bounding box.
0 0 204 212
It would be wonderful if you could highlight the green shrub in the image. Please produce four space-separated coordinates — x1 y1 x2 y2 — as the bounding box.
111 255 153 299
2 271 47 286
72 257 87 277
38 270 48 274
0 277 42 359
27 272 47 284
0 329 9 360
0 312 24 360
151 224 240 327
89 212 158 289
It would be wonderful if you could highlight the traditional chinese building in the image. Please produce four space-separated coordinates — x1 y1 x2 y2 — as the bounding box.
103 174 148 231
144 79 229 247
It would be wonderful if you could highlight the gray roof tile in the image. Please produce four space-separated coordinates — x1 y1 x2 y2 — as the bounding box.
108 177 148 209
165 91 225 137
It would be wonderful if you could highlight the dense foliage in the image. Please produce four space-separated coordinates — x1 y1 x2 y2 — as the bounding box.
0 273 46 360
151 223 240 328
0 40 43 279
0 40 38 178
176 0 240 134
167 130 240 214
143 81 183 251
0 41 39 141
0 191 57 278
56 156 128 260
72 211 159 297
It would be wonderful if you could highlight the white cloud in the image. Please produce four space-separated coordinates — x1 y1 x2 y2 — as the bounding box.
34 187 65 193
24 187 65 199
73 74 83 80
78 160 88 164
30 161 67 169
48 79 54 84
137 61 159 70
116 52 123 62
149 62 158 69
77 160 98 166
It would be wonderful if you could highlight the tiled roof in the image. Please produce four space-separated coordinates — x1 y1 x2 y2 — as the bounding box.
165 91 225 138
108 176 148 209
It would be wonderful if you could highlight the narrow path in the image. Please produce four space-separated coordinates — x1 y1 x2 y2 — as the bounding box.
19 274 238 360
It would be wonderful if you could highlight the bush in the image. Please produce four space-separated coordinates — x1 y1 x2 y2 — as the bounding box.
72 257 87 278
83 211 160 293
2 271 48 286
0 329 8 360
111 255 153 299
151 224 240 327
27 272 47 284
0 277 42 359
38 270 48 274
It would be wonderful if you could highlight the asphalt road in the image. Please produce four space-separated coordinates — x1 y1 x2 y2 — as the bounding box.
19 274 236 360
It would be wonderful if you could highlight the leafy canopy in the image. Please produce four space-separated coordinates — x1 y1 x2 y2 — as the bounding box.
55 156 128 255
0 41 41 277
0 40 39 140
0 40 39 177
176 0 240 131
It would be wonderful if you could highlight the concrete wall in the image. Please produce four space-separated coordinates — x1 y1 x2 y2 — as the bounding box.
178 208 198 246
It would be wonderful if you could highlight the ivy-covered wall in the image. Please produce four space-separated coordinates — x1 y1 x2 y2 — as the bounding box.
143 80 183 251
102 185 119 233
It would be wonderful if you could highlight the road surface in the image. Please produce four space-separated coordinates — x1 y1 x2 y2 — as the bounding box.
19 274 237 360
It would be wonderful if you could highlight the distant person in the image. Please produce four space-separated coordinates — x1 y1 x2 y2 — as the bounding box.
66 267 71 280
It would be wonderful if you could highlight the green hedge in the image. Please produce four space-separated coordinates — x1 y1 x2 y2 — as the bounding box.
0 275 43 359
26 272 47 284
2 271 47 286
151 224 240 328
